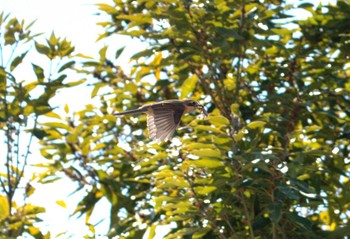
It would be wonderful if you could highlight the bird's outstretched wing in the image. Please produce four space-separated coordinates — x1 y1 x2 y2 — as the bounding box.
147 107 184 143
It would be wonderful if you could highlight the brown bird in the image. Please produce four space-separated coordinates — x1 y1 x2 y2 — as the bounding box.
114 99 208 142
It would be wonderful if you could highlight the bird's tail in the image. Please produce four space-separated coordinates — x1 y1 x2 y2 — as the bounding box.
114 108 147 117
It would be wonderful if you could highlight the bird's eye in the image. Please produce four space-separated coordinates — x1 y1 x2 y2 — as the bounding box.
187 101 196 106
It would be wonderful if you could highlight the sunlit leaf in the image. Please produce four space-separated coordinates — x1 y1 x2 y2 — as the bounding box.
195 186 217 195
97 3 118 14
191 148 222 158
247 121 266 129
56 200 67 208
209 115 230 127
184 143 217 150
64 104 69 114
191 158 224 168
180 75 198 99
196 125 227 135
0 195 9 220
42 122 73 132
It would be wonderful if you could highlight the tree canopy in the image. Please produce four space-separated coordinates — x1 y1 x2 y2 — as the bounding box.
1 0 350 238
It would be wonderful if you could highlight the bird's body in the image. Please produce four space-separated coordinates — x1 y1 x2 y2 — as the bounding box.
114 99 207 142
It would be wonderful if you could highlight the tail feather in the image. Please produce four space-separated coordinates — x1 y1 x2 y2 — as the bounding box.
114 108 147 116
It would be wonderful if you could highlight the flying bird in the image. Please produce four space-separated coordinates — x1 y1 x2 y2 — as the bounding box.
114 99 208 143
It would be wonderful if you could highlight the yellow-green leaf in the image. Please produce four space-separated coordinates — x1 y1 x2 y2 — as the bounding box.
209 115 230 127
233 129 245 141
42 122 72 132
147 225 157 239
184 143 217 150
180 75 198 99
196 125 227 135
45 111 62 120
97 3 118 14
0 195 9 220
191 148 221 158
191 158 224 168
56 200 67 208
247 121 266 129
195 186 217 195
64 104 69 114
231 103 240 115
212 135 232 145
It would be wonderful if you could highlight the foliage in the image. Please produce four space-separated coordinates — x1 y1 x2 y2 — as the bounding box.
0 13 81 238
36 0 350 238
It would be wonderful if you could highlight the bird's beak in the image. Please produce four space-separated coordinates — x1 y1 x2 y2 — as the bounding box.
197 104 208 118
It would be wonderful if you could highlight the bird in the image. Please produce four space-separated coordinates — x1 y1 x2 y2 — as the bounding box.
114 99 208 143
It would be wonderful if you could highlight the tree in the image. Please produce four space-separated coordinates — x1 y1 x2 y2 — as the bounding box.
4 0 350 238
0 13 80 238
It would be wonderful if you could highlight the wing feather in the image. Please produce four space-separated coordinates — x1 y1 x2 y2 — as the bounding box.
146 108 183 142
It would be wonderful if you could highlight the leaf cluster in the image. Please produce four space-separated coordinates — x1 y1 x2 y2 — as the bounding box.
0 13 83 238
35 0 350 238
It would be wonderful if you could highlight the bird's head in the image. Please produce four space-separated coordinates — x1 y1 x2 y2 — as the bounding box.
183 100 208 117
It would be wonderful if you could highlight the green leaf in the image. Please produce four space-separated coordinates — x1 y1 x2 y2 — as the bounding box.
32 63 45 82
99 45 108 61
191 148 222 158
231 103 240 114
216 27 241 39
0 195 10 220
58 60 75 73
277 186 300 200
147 225 157 239
32 128 49 139
35 41 50 56
76 53 94 59
45 111 62 119
195 186 217 195
115 46 125 59
91 83 104 98
131 48 154 60
25 183 36 197
65 79 85 87
209 115 230 127
64 104 69 114
233 129 244 142
268 202 282 223
193 228 211 238
24 81 38 92
196 125 227 135
286 212 312 232
42 122 73 132
56 200 67 208
247 121 266 129
10 51 28 71
212 135 232 145
191 158 224 168
184 143 217 150
100 183 118 205
48 32 58 46
97 3 118 14
180 75 198 99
